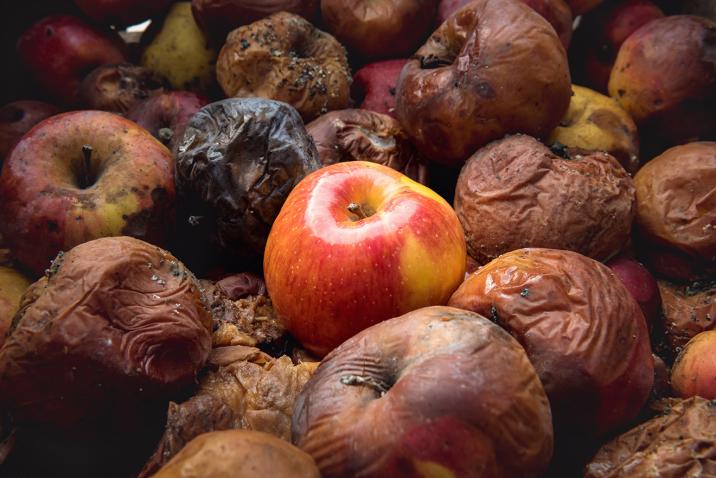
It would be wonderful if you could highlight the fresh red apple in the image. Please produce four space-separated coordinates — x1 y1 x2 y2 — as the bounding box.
126 91 209 151
74 0 174 27
0 110 175 276
438 0 574 48
352 59 407 118
264 161 467 356
571 0 664 93
607 254 661 331
0 101 60 161
672 330 716 399
16 15 128 105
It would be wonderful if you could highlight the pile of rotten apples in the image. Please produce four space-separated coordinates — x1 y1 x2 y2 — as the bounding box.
0 0 715 477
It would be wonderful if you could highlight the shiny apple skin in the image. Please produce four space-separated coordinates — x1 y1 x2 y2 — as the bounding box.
16 15 128 106
0 111 175 276
264 161 466 356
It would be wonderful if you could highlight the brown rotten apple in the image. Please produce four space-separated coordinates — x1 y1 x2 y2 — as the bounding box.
76 63 168 115
0 110 175 276
449 248 654 436
438 0 574 48
293 306 553 478
0 266 30 348
658 279 716 360
17 15 128 106
153 430 320 478
320 0 437 61
609 15 716 148
216 12 351 122
0 236 212 428
454 135 635 265
396 0 571 166
305 109 428 184
634 142 716 281
585 397 716 477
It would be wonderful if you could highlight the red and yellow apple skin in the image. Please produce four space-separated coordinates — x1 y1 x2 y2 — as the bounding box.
672 330 716 400
0 111 175 276
264 161 466 356
16 15 128 106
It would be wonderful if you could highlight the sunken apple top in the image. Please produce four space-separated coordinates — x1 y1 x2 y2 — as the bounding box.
0 236 212 428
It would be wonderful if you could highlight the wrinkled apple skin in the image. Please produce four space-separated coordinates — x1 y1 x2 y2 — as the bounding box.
264 161 466 357
16 15 128 106
672 330 716 399
438 0 573 48
0 111 175 276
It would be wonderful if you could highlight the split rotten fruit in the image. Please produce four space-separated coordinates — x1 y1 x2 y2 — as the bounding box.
292 306 553 478
0 236 212 428
264 161 466 356
0 110 176 276
449 248 654 437
396 0 571 166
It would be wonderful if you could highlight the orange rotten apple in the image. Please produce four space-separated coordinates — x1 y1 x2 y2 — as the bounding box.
264 161 466 356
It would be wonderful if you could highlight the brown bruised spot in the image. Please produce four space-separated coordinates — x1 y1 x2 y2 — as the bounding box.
587 109 624 137
473 81 496 99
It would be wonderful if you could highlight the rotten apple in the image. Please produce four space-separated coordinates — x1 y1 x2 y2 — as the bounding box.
264 161 466 357
0 110 175 276
351 59 407 118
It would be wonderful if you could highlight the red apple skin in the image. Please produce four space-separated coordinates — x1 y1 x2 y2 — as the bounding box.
0 101 60 161
264 161 467 357
16 15 128 106
672 330 716 399
607 254 661 331
571 0 664 93
352 60 407 118
438 0 573 48
74 0 173 27
126 91 209 151
0 111 175 276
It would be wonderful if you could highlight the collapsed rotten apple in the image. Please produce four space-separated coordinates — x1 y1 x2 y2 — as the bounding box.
264 161 466 357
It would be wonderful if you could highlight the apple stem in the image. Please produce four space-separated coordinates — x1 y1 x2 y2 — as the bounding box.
80 144 93 189
340 374 389 396
347 202 372 220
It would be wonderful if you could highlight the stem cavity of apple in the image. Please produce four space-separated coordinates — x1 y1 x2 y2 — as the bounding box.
347 202 374 221
80 144 94 189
